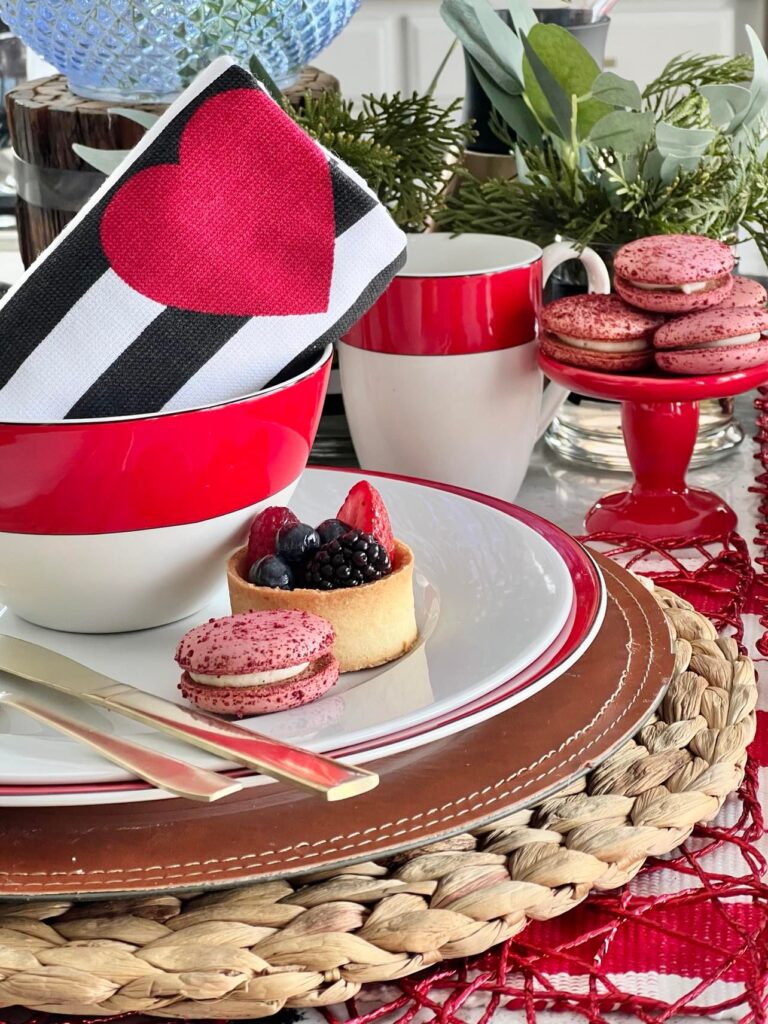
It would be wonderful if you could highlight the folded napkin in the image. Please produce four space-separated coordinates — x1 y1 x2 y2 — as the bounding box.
0 58 406 421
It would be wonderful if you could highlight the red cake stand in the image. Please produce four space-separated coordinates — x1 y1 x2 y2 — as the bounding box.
539 351 768 540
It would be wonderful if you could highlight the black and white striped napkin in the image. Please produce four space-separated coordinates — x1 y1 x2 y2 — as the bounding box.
0 58 406 421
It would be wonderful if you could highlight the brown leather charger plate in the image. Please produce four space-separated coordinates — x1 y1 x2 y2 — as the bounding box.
0 554 673 899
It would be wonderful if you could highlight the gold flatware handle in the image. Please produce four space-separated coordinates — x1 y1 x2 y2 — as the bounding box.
91 686 379 800
0 690 242 803
0 635 379 801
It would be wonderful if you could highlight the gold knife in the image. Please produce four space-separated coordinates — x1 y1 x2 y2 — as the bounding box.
0 685 242 802
0 635 378 801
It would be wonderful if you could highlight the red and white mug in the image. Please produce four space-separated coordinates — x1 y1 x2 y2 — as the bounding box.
340 234 609 500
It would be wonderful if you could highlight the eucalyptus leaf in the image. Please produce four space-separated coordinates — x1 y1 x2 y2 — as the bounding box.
468 53 542 145
641 147 665 182
727 26 768 133
106 108 160 130
590 71 642 110
248 53 282 103
72 143 126 175
522 23 611 141
658 152 702 183
514 144 530 182
588 109 654 152
656 121 716 157
521 30 572 138
699 84 751 128
505 0 538 36
441 0 524 90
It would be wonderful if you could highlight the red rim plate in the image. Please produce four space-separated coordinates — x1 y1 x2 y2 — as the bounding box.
0 470 602 798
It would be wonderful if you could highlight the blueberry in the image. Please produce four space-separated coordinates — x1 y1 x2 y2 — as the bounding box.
316 518 351 545
275 522 321 563
248 555 293 589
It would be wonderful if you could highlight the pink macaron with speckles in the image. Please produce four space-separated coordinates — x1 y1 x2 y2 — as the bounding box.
614 235 734 313
654 306 768 376
540 293 664 372
717 276 767 309
175 610 339 717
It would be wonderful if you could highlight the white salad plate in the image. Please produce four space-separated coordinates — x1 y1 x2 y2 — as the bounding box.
0 469 602 805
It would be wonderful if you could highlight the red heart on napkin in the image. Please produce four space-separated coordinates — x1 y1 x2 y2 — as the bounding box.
100 88 335 317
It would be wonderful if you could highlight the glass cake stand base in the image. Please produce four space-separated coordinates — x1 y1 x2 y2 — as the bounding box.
545 397 745 472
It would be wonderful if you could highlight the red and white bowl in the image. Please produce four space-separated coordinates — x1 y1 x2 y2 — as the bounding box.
0 346 332 633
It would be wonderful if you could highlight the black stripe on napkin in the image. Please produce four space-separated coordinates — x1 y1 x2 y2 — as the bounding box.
0 227 109 390
65 307 248 419
330 161 378 238
265 245 407 388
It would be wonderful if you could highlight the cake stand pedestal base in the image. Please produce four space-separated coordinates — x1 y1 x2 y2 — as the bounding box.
539 353 768 541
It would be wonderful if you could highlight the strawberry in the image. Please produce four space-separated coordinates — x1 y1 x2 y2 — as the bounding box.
247 506 299 565
337 481 395 561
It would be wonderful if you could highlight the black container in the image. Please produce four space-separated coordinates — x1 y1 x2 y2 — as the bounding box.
464 10 611 154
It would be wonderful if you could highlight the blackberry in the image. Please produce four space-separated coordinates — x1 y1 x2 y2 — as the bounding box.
304 529 391 590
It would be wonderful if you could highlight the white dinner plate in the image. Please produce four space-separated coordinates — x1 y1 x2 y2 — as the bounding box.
0 469 576 789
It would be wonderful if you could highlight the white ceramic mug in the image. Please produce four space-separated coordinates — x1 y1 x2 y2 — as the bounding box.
340 234 610 501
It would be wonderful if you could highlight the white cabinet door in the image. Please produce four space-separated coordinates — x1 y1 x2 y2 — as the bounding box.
316 9 403 102
606 5 738 86
403 13 469 108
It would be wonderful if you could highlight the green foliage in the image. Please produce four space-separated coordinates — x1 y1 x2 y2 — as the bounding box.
289 91 474 232
439 139 762 250
438 0 768 260
642 53 753 115
522 24 611 141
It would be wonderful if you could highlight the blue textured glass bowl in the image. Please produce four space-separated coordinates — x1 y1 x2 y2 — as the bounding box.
0 0 359 101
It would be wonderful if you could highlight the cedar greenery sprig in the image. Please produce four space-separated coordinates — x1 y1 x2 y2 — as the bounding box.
289 91 474 232
439 129 760 251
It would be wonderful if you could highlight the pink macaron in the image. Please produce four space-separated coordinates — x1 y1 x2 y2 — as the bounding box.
175 610 339 717
717 276 767 309
654 306 768 376
614 235 734 313
540 293 664 372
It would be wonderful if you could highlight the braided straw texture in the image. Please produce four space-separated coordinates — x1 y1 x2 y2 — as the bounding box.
0 585 756 1019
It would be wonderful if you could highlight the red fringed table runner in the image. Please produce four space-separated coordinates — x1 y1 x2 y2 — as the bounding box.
4 395 768 1024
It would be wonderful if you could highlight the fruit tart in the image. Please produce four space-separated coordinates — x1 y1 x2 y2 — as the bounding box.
227 481 418 672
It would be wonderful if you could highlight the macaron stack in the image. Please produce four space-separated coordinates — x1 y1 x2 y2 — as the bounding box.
541 234 768 377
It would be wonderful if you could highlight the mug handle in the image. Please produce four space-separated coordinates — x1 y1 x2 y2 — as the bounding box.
536 242 611 440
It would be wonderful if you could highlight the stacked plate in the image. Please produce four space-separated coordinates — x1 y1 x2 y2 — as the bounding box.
0 469 606 806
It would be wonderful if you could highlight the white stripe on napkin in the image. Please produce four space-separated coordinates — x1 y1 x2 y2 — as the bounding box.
0 269 165 421
166 205 402 411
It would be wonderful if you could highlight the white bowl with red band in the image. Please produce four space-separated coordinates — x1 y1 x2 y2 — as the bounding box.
0 346 332 633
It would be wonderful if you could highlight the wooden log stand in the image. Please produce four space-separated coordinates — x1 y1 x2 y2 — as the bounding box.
6 67 339 267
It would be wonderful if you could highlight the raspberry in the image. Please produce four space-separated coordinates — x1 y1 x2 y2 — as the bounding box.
246 506 299 564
